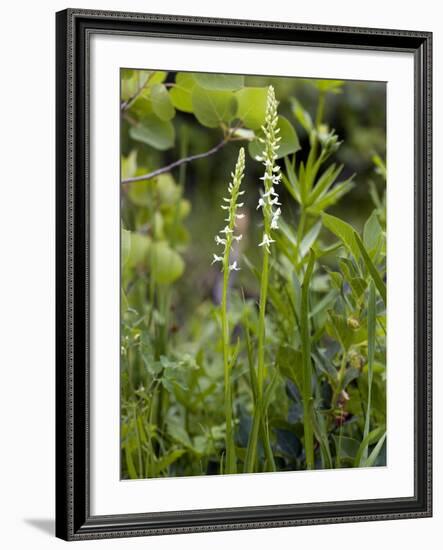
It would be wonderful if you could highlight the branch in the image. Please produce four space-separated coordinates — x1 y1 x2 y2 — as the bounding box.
121 137 231 184
121 73 153 112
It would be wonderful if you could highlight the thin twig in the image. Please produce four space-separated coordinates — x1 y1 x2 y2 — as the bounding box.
121 73 153 112
121 138 230 184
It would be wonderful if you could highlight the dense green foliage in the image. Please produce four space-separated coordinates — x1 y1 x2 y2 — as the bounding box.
120 70 387 478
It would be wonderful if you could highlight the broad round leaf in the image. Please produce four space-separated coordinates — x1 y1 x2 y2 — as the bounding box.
191 86 237 128
128 232 151 267
169 73 196 112
121 69 135 80
235 87 268 129
121 228 131 267
149 71 167 85
121 150 137 181
249 116 300 160
129 113 175 150
193 73 244 91
150 242 185 285
128 179 154 207
156 173 181 205
150 83 175 121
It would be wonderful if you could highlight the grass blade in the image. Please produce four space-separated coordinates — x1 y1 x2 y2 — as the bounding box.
354 426 386 467
360 280 376 464
354 232 387 306
361 431 387 467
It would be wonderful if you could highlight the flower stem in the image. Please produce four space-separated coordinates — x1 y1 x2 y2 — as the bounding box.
213 147 245 474
221 260 236 474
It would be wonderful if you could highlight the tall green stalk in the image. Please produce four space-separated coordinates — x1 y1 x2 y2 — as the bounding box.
213 147 246 474
245 86 281 473
301 250 316 469
221 258 235 473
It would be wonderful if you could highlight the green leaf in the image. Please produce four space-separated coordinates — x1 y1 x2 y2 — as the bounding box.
283 157 301 203
354 232 387 306
150 83 175 121
333 435 360 460
121 228 131 267
326 269 343 292
193 72 244 91
235 87 268 129
121 150 137 180
322 213 361 262
166 419 192 448
354 426 386 467
127 179 153 207
121 69 135 80
150 242 184 285
372 153 387 180
124 445 138 479
326 311 366 350
249 116 300 160
309 79 344 94
290 98 313 134
363 210 383 254
191 86 237 128
311 406 333 468
156 173 182 205
276 345 303 393
300 220 322 259
149 71 168 85
338 259 366 299
127 232 151 267
129 114 175 150
307 163 344 205
153 449 186 475
308 177 354 214
169 72 196 112
361 431 387 467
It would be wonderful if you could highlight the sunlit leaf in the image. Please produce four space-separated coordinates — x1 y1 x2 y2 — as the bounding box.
150 242 185 284
169 72 197 112
235 87 268 129
193 72 244 91
191 86 237 128
129 114 175 150
150 83 175 121
322 213 361 262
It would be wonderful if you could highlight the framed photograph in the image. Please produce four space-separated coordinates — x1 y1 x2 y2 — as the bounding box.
55 9 432 540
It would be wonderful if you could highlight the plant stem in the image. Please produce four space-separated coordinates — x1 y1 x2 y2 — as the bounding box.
301 251 316 469
331 349 347 411
361 281 376 463
215 148 245 474
315 91 326 129
245 232 277 473
257 248 270 399
221 261 236 474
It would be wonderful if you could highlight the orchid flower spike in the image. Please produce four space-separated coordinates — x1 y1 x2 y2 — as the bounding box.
212 148 246 272
256 86 282 251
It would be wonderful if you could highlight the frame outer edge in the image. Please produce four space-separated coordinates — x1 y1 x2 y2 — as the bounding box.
55 9 433 540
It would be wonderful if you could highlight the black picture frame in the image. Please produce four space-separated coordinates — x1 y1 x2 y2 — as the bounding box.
55 8 432 541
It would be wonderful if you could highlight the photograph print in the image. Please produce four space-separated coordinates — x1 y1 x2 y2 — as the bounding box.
120 69 387 480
